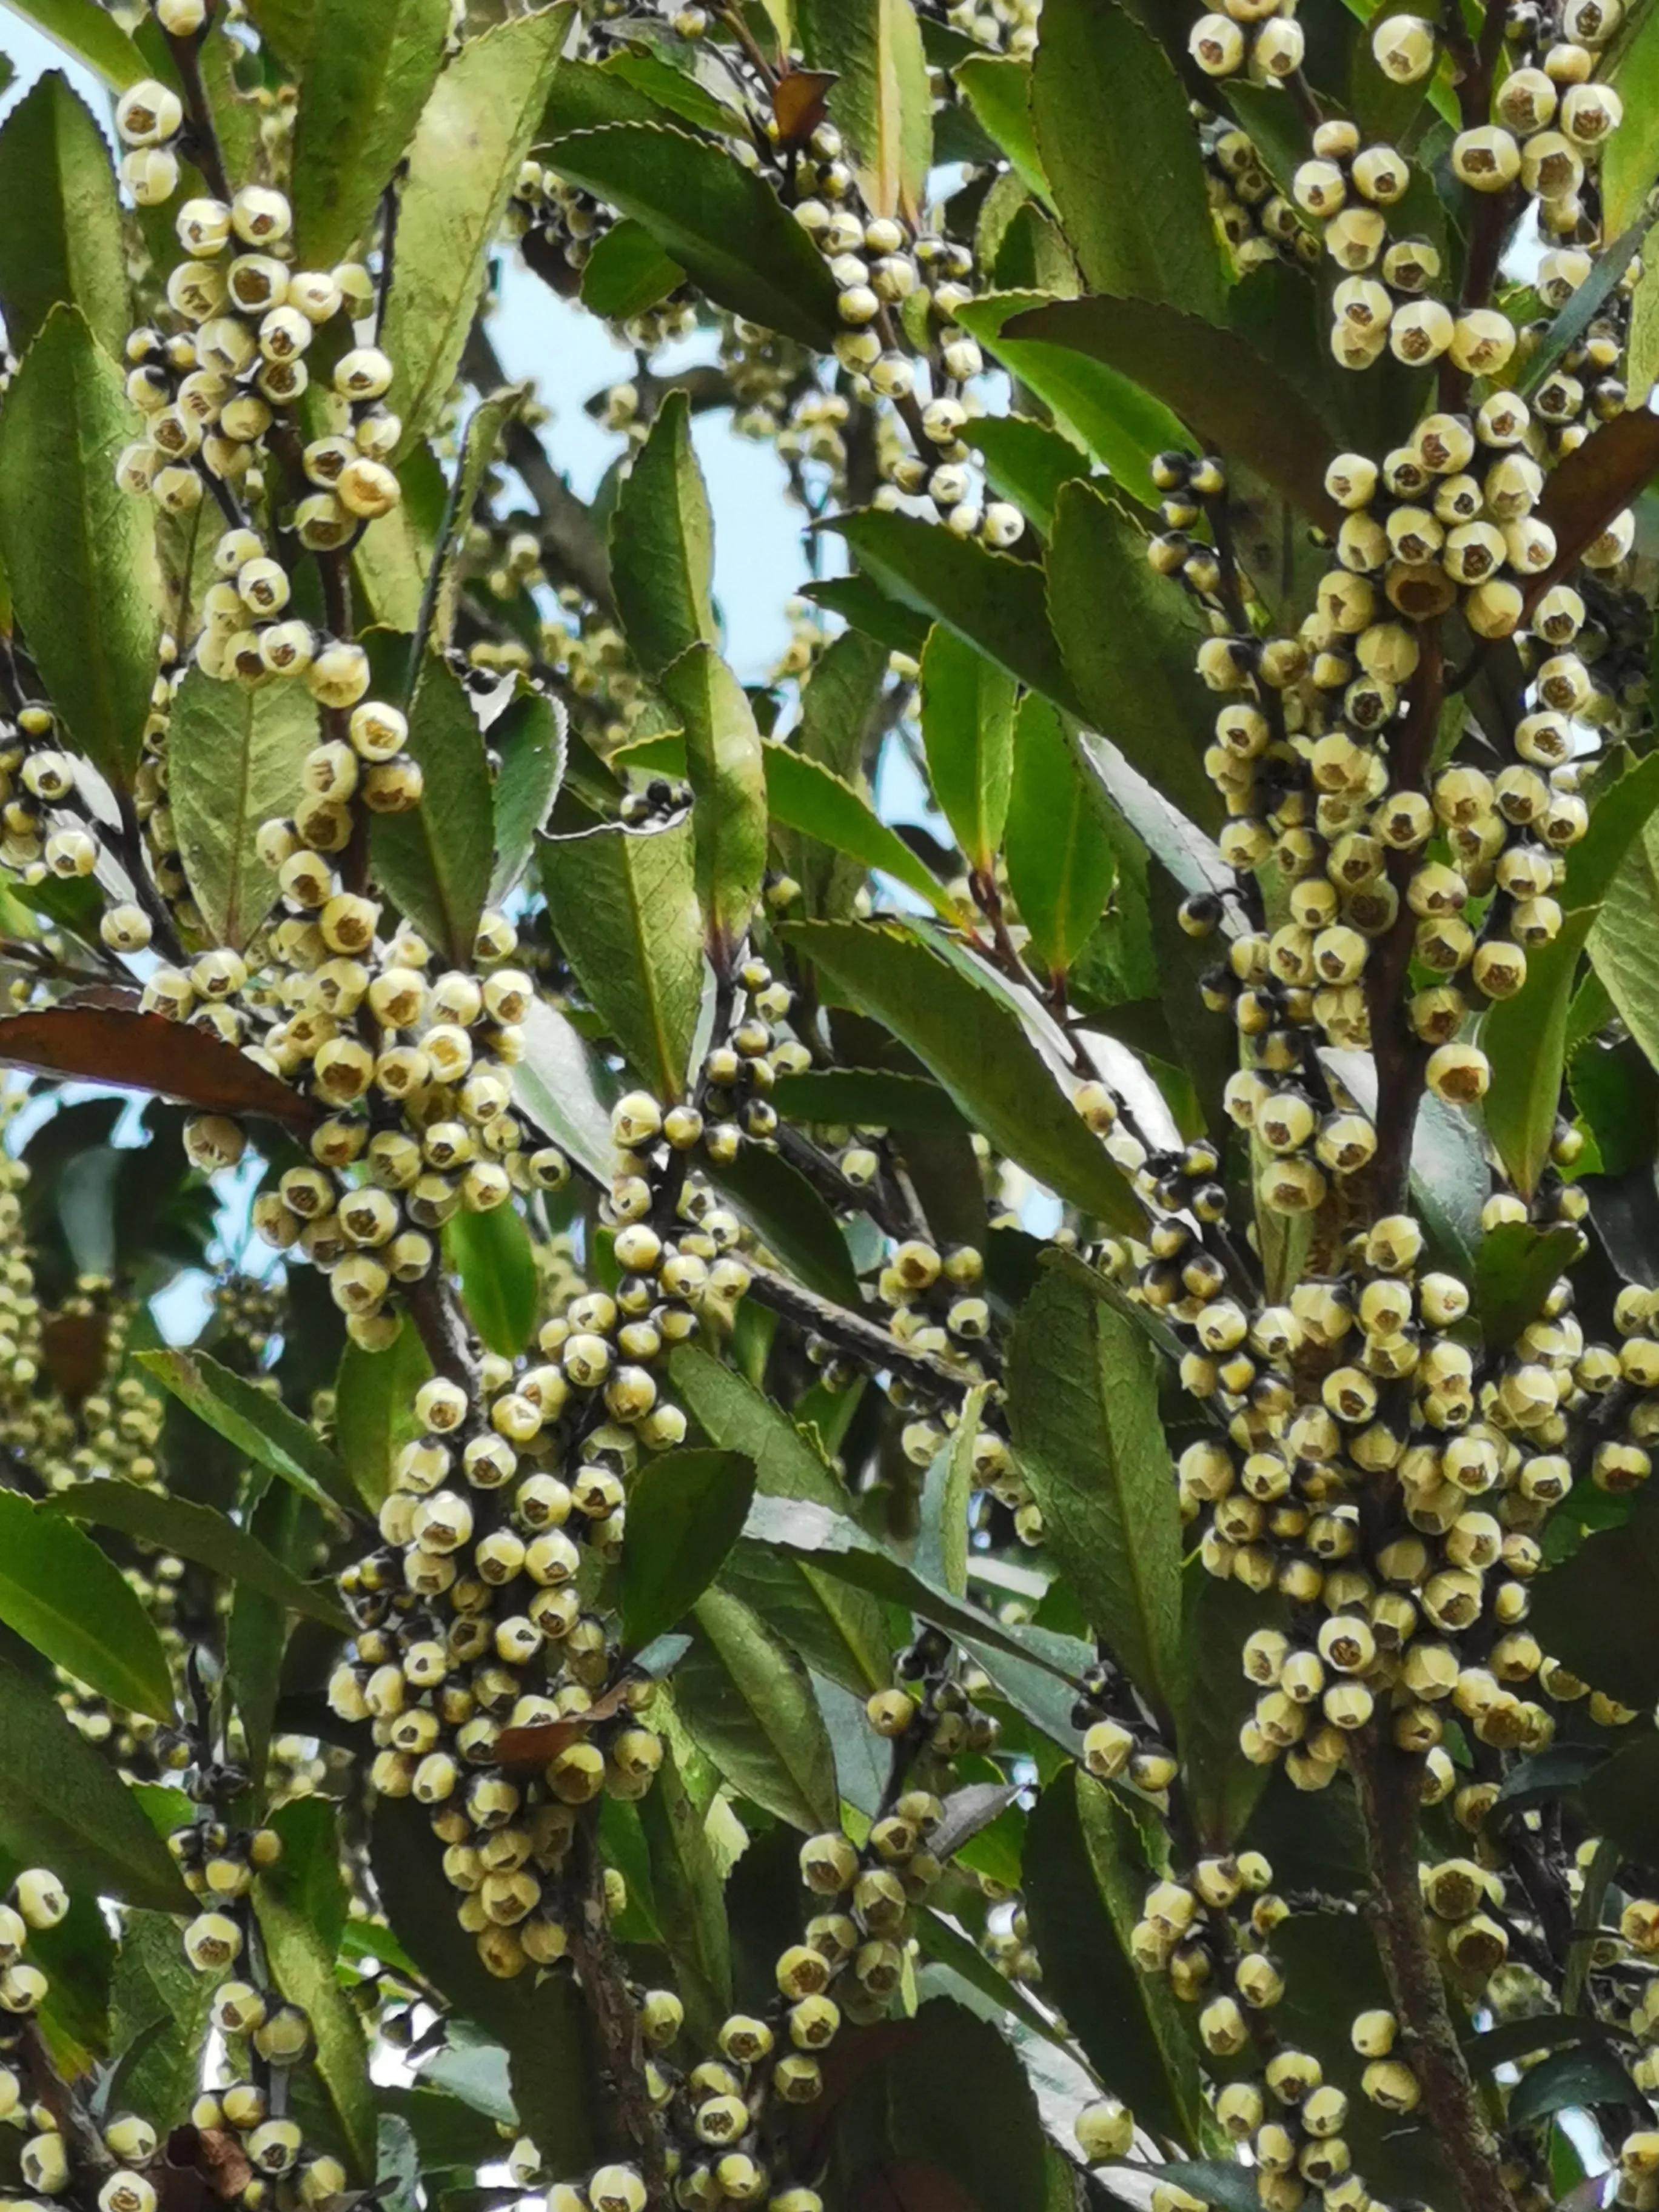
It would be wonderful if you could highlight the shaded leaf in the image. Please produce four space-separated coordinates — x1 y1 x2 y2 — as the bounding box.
138 1347 354 1517
0 306 159 792
511 994 618 1182
491 689 568 903
709 1142 865 1306
444 1204 539 1358
547 123 840 346
540 813 705 1099
767 741 954 918
1473 1222 1583 1347
384 8 573 453
44 1482 348 1630
770 1067 965 1131
430 384 531 660
291 0 448 266
110 1910 221 2131
1008 1259 1182 1714
1509 2045 1646 2128
370 659 495 969
1530 1495 1659 1711
965 413 1093 537
0 1492 174 1720
169 666 318 952
636 1741 733 2048
784 919 1140 1228
580 215 686 320
1004 693 1116 976
0 1652 190 1912
1031 0 1224 319
622 1449 756 1650
1580 1732 1659 1860
677 1586 840 1830
0 72 127 359
611 390 717 679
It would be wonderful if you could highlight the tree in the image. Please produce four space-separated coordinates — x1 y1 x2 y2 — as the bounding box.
1 0 1659 2207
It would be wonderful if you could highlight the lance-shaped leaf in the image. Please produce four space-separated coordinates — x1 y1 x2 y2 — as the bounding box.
664 643 767 971
0 306 159 793
427 384 531 662
169 666 318 951
0 1654 190 1913
334 1321 431 1515
966 413 1093 537
710 1142 863 1306
370 659 495 970
1031 0 1225 321
1024 1769 1205 2147
580 216 686 320
954 55 1050 201
765 742 954 918
1004 293 1344 527
1004 693 1116 977
290 0 448 266
45 1483 349 1630
1008 1258 1183 1714
546 124 840 347
491 688 567 903
0 73 128 360
920 626 1017 876
620 1449 756 1651
1047 478 1222 831
138 1347 354 1517
110 1910 224 2130
5 0 150 87
1532 404 1659 594
797 0 933 223
0 1492 174 1720
0 1004 315 1130
826 508 1082 710
383 8 572 455
444 1204 540 1358
1530 1500 1659 1711
512 996 618 1183
677 1586 840 1831
785 919 1139 1228
637 1743 732 2049
540 813 705 1099
610 389 717 679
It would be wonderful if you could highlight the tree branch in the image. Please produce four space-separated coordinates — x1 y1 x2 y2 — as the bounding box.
744 1259 993 1392
462 326 614 611
567 1814 671 2210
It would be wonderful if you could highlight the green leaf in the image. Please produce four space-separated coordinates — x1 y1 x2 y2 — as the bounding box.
770 1067 965 1131
512 994 618 1182
1178 1572 1279 1848
1580 1732 1659 1860
255 1803 377 2179
546 124 840 347
371 1798 600 2176
44 1482 349 1630
784 919 1139 1228
1603 0 1659 236
620 1449 756 1650
1004 294 1344 527
709 1141 865 1306
826 507 1082 711
802 574 931 659
610 389 717 680
110 1909 222 2130
765 740 954 917
227 1478 314 1800
490 689 566 903
966 413 1093 537
352 441 446 632
0 307 159 793
429 383 531 661
137 1347 354 1517
1487 751 1659 1196
0 1653 190 1913
383 7 573 454
953 295 1184 518
1024 1768 1205 2145
845 1999 1054 2212
1004 693 1115 976
444 1203 538 1357
665 642 767 969
1008 1259 1182 1714
635 1742 734 2048
1530 1496 1659 1712
0 1492 174 1720
1509 2045 1646 2129
540 813 705 1099
1590 791 1659 1076
954 55 1050 200
370 659 495 970
920 626 1017 876
1046 478 1222 832
675 1586 840 1830
291 0 448 266
601 45 748 135
3 0 149 86
797 0 933 223
917 1392 984 1600
169 666 319 952
0 73 127 360
580 215 686 320
1473 1223 1583 1347
334 1319 432 1514
1031 0 1225 320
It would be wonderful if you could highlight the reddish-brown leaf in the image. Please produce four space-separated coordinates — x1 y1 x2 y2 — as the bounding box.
1535 406 1659 604
773 69 839 147
40 1312 110 1402
0 1006 316 1129
492 1676 635 1769
846 2162 978 2211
